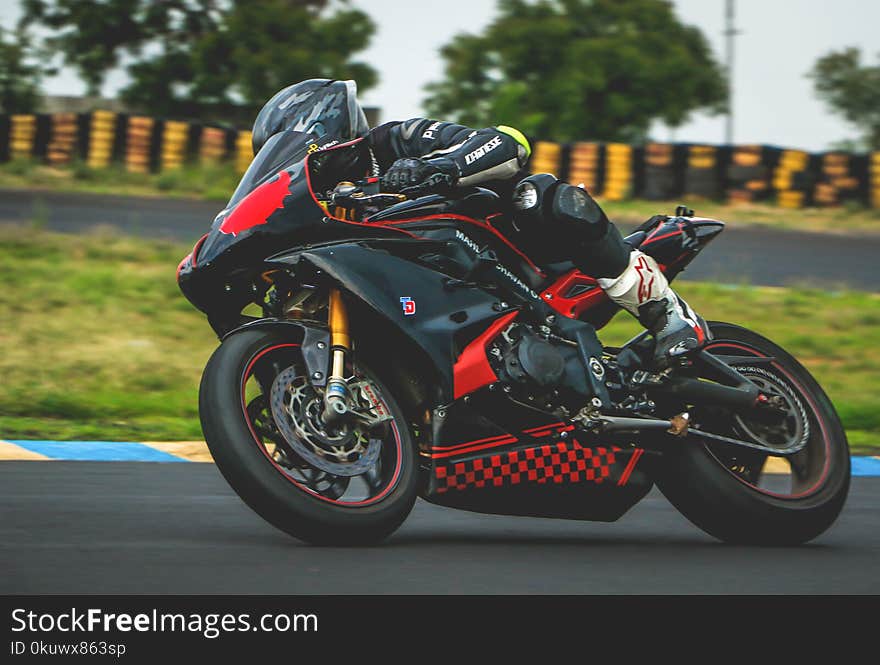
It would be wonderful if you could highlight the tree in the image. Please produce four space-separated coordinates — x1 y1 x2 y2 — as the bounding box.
808 48 880 151
21 0 377 122
20 0 149 97
0 28 53 114
424 0 727 143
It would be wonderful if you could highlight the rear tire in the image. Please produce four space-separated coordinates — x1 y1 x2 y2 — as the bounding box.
199 329 419 545
656 322 850 545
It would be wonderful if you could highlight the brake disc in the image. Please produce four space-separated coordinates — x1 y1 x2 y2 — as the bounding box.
270 366 382 477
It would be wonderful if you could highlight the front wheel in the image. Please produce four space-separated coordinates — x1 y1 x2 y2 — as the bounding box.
656 321 850 545
199 329 419 545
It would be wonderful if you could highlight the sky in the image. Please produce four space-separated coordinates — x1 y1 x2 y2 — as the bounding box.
1 0 878 151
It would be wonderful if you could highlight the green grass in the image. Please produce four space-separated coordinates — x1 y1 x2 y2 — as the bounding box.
0 227 217 442
0 229 877 453
2 158 880 235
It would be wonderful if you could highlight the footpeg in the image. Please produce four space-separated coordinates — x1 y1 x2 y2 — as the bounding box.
668 412 690 436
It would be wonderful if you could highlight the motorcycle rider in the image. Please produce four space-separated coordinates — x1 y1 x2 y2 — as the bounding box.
253 79 709 368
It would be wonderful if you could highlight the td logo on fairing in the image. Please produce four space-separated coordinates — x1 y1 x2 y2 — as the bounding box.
400 297 416 316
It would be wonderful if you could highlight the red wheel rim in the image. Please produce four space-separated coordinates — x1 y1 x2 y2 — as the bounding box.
240 343 404 507
703 341 832 500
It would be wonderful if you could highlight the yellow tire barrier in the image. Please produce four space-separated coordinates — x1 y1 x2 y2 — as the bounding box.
87 110 116 169
530 140 562 176
161 120 189 172
568 142 600 190
46 113 77 166
728 189 754 204
777 190 804 209
732 145 762 167
125 116 154 173
602 143 632 201
5 110 880 210
235 130 254 175
688 145 716 169
778 150 809 171
771 149 811 208
199 127 227 164
813 182 839 206
10 114 37 159
645 142 673 167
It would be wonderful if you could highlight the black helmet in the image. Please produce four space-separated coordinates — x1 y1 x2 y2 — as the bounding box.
251 79 369 154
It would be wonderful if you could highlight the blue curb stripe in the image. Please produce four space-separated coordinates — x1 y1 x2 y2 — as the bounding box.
3 440 880 475
851 456 880 477
6 440 188 463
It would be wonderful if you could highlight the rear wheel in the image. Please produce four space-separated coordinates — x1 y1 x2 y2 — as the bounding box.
199 328 419 545
656 322 850 545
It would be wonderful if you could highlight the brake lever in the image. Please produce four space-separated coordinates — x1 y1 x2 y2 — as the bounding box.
359 193 408 207
330 181 407 217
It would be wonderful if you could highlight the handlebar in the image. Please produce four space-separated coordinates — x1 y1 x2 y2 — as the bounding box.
328 179 408 215
328 176 460 221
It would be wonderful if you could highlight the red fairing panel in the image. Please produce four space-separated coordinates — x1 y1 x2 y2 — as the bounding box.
452 311 519 399
540 268 608 319
176 233 208 280
428 421 647 494
434 441 620 493
219 171 292 236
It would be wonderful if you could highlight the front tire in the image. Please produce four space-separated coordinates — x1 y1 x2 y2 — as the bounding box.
656 322 850 545
199 329 419 545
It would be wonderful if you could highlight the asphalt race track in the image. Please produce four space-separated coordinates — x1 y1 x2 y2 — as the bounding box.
1 461 877 594
1 188 877 291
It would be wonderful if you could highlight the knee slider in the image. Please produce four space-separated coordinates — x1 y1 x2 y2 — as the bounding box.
552 183 609 241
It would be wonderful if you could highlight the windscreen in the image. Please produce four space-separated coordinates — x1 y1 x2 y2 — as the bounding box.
227 130 313 208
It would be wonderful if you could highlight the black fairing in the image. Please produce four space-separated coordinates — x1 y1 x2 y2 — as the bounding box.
628 216 724 281
179 134 678 522
265 242 506 397
177 139 403 323
366 187 501 223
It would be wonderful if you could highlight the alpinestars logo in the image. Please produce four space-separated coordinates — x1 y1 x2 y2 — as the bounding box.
634 255 655 303
400 297 416 316
464 135 503 165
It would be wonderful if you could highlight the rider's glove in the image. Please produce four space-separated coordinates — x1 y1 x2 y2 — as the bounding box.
380 157 459 195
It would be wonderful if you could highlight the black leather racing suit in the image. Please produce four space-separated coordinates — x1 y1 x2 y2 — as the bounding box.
368 118 529 199
364 117 707 366
366 117 630 279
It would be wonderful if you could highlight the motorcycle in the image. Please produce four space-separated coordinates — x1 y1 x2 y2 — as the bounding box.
178 132 850 545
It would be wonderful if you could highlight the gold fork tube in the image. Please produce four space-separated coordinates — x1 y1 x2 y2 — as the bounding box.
328 288 350 350
323 288 350 424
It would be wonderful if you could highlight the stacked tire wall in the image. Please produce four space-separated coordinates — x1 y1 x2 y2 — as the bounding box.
1 111 255 176
1 110 879 209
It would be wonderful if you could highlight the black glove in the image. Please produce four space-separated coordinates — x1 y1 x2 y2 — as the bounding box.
380 157 459 195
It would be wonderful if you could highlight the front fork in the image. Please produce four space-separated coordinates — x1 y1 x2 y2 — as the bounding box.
322 288 351 423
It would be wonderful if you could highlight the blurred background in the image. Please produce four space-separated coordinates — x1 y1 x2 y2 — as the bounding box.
2 0 879 147
0 0 877 455
1 0 879 207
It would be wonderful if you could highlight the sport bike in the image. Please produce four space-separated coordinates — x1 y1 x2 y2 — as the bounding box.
178 132 850 545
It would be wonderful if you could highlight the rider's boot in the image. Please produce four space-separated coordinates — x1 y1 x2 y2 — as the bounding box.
597 249 711 368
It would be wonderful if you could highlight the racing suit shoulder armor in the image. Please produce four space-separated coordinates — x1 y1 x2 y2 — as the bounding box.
370 118 529 188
